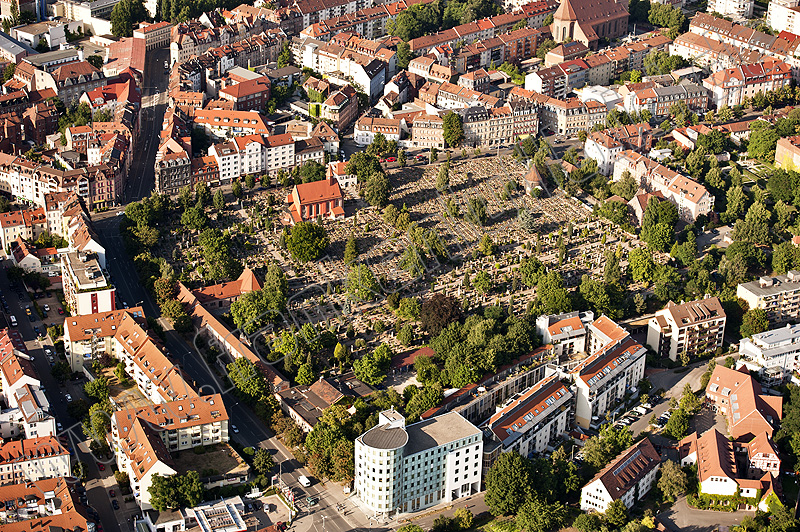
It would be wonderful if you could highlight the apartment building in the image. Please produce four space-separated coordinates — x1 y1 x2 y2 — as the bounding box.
527 59 588 99
411 113 445 149
319 85 359 130
61 250 115 316
767 0 800 35
355 410 483 515
707 0 753 18
0 207 47 252
703 60 791 109
572 335 647 428
458 105 514 148
192 109 271 140
612 151 714 222
737 272 800 326
354 116 403 146
483 374 573 460
178 284 290 393
218 76 271 112
580 438 661 513
0 436 70 485
583 122 654 176
0 477 93 532
705 365 783 440
111 395 229 456
539 97 607 137
63 307 143 371
740 324 800 386
647 297 726 362
622 82 708 118
535 311 594 358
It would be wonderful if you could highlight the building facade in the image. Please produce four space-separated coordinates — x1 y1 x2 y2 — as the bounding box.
580 438 661 513
647 297 726 361
61 251 115 316
355 410 482 515
737 273 800 326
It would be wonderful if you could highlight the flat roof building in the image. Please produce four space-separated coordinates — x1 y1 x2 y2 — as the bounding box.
355 410 482 516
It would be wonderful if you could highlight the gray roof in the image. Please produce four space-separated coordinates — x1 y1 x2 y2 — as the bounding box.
361 424 409 450
404 412 481 456
0 30 35 56
26 48 79 67
739 273 800 297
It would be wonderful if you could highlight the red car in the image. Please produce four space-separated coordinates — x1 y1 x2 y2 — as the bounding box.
379 158 386 163
387 157 396 162
109 489 115 497
97 462 105 471
57 308 64 315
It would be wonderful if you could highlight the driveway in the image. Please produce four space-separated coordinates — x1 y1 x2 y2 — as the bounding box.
697 225 733 251
690 404 727 436
658 497 751 532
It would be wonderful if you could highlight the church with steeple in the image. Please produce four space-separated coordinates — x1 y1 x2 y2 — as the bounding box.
550 0 629 50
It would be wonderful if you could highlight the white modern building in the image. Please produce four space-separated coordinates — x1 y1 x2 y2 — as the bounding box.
737 273 800 326
580 438 661 513
740 324 800 386
355 410 482 515
483 374 574 459
61 251 115 316
707 0 753 19
535 311 594 358
572 333 647 428
767 0 800 34
137 496 247 532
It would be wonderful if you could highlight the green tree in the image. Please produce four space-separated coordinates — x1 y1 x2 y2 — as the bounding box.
296 363 315 385
628 247 657 284
226 357 267 401
582 425 633 471
213 189 225 210
232 180 243 198
478 234 496 256
253 448 275 475
110 0 148 37
740 308 769 338
733 201 771 246
443 112 464 148
536 271 571 315
347 264 380 301
82 401 112 443
605 499 629 528
278 42 293 68
436 161 450 192
353 344 393 385
397 41 412 69
84 377 109 403
663 408 690 439
516 497 566 532
573 513 602 532
485 451 533 515
86 55 103 69
287 221 329 262
181 206 207 231
361 172 390 207
398 323 415 346
473 271 493 294
344 235 359 264
658 459 687 502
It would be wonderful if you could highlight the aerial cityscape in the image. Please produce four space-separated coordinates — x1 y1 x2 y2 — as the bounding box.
2 0 800 530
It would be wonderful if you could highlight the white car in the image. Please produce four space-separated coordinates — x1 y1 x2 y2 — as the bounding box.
43 304 50 312
65 394 73 402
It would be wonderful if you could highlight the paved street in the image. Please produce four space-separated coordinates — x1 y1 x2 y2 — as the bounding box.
658 496 750 532
91 213 370 532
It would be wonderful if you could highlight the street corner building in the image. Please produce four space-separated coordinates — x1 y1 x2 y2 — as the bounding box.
354 410 483 515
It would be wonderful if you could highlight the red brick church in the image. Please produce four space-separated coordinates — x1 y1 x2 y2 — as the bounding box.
550 0 629 50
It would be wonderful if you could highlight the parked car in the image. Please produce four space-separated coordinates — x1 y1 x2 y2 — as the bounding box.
111 500 119 510
387 157 396 162
97 462 105 471
57 307 64 315
65 393 73 402
231 425 239 433
109 489 115 497
43 304 50 312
